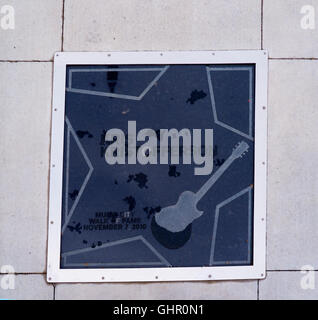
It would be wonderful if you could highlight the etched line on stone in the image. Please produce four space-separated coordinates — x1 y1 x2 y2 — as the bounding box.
62 117 94 234
209 186 252 265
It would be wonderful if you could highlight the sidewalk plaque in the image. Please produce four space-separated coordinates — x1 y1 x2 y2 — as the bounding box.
47 51 267 282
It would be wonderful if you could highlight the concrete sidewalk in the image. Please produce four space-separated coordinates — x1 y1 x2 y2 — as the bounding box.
0 0 317 300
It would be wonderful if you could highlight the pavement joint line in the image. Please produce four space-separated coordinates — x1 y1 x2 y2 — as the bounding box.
0 60 53 62
269 57 318 60
266 269 318 272
0 58 317 63
0 272 47 275
61 0 65 51
261 0 263 50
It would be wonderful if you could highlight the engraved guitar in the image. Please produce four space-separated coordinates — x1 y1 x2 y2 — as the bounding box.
154 141 249 234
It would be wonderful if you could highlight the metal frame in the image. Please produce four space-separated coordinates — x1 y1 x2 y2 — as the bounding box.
47 50 268 283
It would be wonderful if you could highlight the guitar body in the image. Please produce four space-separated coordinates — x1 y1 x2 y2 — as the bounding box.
151 216 192 250
155 191 203 233
151 141 249 249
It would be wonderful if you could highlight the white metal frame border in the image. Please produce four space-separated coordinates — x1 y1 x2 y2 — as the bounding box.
47 50 268 283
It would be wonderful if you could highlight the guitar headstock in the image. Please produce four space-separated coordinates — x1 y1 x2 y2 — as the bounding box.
231 141 249 159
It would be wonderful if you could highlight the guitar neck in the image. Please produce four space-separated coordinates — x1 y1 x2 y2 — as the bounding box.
195 154 236 202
